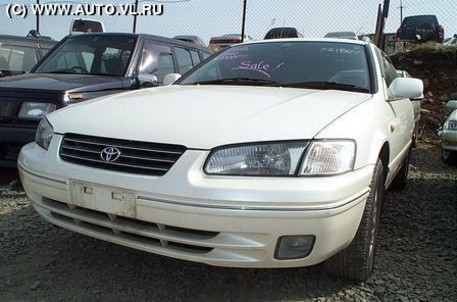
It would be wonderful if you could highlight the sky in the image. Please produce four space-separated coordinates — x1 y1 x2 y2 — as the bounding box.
0 0 455 44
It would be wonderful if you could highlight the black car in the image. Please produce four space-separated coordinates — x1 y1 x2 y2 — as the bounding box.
0 34 57 78
0 32 212 167
395 14 444 43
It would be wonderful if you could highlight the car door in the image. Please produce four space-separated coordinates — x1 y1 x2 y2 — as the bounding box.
376 48 414 175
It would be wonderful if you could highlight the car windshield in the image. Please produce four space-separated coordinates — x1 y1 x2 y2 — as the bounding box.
403 16 437 27
34 35 137 76
179 41 370 92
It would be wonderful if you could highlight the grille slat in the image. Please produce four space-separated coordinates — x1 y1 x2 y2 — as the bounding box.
43 198 216 254
0 101 19 118
60 134 186 176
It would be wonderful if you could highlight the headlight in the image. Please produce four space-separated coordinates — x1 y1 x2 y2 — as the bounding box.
300 140 355 176
35 118 54 150
18 102 56 120
204 142 309 176
443 120 457 131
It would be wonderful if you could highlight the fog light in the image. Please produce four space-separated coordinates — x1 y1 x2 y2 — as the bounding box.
275 235 315 259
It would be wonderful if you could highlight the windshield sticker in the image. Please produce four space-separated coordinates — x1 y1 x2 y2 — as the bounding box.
320 47 361 54
218 46 249 61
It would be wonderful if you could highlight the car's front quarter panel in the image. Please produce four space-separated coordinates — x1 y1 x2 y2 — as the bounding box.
316 92 413 177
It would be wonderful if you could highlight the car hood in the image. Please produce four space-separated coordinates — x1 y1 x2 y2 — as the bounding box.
49 85 371 149
0 73 126 93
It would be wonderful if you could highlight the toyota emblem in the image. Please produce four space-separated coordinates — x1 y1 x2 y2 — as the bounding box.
100 147 121 162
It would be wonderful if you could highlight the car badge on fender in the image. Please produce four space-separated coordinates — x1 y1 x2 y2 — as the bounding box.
100 147 121 162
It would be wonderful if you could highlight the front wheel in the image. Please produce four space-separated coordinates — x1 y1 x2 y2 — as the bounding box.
324 159 385 281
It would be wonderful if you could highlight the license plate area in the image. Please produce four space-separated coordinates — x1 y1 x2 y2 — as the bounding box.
70 180 136 217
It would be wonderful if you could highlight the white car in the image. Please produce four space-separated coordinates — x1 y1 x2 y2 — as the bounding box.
443 35 457 46
18 38 423 281
440 100 457 165
396 69 423 145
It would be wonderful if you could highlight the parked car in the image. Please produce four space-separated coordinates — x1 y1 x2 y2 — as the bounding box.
395 15 444 43
439 100 457 165
18 38 423 282
172 35 206 47
443 34 457 46
208 34 253 52
0 33 57 78
396 69 422 145
0 32 212 167
324 31 359 40
264 27 303 39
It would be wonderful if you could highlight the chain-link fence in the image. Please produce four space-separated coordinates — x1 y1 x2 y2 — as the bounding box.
0 0 456 49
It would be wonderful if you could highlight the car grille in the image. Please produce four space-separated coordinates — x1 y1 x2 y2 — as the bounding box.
42 197 216 255
59 134 187 176
0 101 19 119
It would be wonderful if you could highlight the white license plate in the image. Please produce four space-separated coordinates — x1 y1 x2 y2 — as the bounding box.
70 180 136 217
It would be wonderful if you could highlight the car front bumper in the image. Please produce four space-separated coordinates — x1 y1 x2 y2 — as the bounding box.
18 139 374 268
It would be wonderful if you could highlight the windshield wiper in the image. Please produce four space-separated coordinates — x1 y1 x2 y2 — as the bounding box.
195 77 280 86
281 81 370 93
46 70 74 74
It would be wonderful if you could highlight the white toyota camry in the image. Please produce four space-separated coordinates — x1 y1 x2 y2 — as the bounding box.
18 38 423 281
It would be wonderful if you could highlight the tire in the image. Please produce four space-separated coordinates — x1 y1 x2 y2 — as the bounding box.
389 147 411 191
442 149 457 166
324 159 385 281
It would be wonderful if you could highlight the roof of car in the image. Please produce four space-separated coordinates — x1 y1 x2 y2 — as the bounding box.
0 34 58 45
63 32 211 53
238 37 369 46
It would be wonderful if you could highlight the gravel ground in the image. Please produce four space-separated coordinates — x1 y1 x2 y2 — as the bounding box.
0 141 456 302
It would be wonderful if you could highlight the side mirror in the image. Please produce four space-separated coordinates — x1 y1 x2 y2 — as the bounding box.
138 74 158 87
163 73 182 86
388 77 423 100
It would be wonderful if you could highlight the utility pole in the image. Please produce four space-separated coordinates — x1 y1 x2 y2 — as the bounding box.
36 0 40 33
399 0 405 22
241 0 247 42
133 0 138 33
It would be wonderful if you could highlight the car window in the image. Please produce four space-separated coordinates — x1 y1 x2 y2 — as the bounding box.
190 50 201 65
34 35 136 76
375 48 397 87
0 44 38 72
403 15 438 26
175 47 194 74
55 51 80 70
101 47 129 76
139 40 175 85
179 41 370 91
